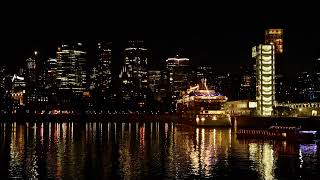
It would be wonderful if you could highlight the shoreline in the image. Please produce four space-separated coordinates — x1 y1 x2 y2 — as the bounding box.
1 114 320 130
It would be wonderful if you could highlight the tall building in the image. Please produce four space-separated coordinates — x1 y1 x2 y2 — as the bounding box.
119 40 148 88
97 41 112 90
252 44 276 116
25 51 50 113
295 72 317 102
46 58 57 87
56 43 87 93
166 55 191 99
118 40 149 111
265 29 283 54
314 58 320 84
148 70 161 93
25 51 37 84
212 73 234 99
239 65 255 100
265 29 285 102
196 65 214 88
0 66 6 90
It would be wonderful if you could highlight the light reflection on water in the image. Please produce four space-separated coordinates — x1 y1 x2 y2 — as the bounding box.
0 122 320 179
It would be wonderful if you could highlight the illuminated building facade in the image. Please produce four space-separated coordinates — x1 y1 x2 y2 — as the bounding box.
166 55 191 99
196 65 214 89
212 73 235 100
295 72 317 102
239 65 255 100
0 66 6 90
46 58 57 87
11 74 26 113
148 70 161 93
265 29 283 54
26 52 37 84
253 44 275 116
56 43 87 93
118 41 149 110
265 29 285 102
97 41 112 90
119 40 148 88
314 58 320 90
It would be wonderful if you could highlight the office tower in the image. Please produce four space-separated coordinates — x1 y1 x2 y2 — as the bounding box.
89 67 98 89
265 29 285 102
46 58 57 87
314 58 320 84
97 41 112 90
25 51 49 113
26 51 37 84
119 40 148 88
196 65 214 88
265 29 283 54
166 55 191 99
239 65 255 100
294 72 317 102
56 43 87 93
118 40 149 110
148 70 161 93
212 73 234 99
252 44 276 116
0 66 6 90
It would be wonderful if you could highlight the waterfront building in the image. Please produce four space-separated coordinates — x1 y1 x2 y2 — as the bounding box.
295 72 317 102
265 29 283 54
56 43 87 93
148 70 161 93
10 73 26 113
119 40 148 88
212 73 235 100
196 65 214 88
0 66 6 90
239 65 255 100
46 58 57 87
252 44 276 116
97 41 112 90
166 55 191 99
119 40 149 111
265 29 285 102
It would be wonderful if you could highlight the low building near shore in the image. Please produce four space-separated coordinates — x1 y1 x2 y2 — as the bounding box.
226 100 257 116
276 102 320 117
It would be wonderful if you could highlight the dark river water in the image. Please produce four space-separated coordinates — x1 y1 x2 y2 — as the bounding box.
1 122 320 179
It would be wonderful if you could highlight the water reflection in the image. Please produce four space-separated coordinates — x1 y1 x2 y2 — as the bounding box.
0 122 320 179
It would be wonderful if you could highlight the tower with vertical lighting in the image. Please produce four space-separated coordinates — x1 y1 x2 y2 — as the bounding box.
252 44 275 116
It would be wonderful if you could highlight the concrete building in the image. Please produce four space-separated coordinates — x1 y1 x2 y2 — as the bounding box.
166 55 191 99
56 43 87 93
252 44 276 116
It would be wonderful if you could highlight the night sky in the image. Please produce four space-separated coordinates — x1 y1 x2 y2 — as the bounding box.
1 7 320 77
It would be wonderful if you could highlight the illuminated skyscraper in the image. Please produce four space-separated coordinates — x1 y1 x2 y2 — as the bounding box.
46 58 57 86
265 29 283 54
314 58 320 85
148 70 161 93
56 43 87 93
265 29 285 102
26 51 38 84
97 41 112 90
0 66 5 90
252 44 275 116
166 55 190 99
196 65 214 89
119 40 148 88
239 65 255 100
118 41 149 110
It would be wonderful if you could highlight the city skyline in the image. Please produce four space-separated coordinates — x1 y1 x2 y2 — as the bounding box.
2 7 320 76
